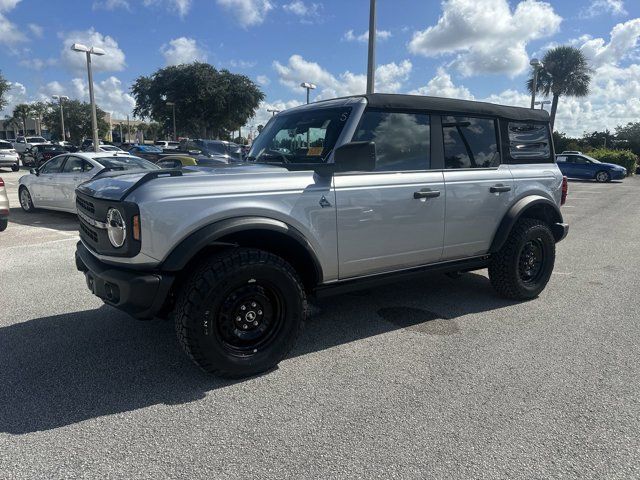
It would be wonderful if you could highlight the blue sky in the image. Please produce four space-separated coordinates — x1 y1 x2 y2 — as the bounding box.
0 0 639 136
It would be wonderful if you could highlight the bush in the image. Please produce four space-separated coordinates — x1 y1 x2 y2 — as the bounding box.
588 148 638 176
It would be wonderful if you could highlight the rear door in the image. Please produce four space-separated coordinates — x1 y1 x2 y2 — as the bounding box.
335 109 445 278
440 115 514 260
55 155 93 211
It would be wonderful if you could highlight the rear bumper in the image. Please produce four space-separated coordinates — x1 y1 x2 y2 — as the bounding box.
0 158 18 166
75 241 174 319
552 222 569 243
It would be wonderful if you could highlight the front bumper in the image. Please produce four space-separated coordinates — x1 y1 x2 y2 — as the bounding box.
552 222 569 243
0 158 18 166
75 241 174 319
611 169 626 180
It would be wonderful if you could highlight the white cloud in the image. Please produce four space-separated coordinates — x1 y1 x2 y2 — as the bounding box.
343 29 392 43
273 54 412 100
70 76 136 118
409 67 474 100
93 0 130 10
27 23 42 38
245 99 303 130
0 0 25 45
408 0 561 77
18 57 56 70
216 0 273 27
283 1 321 19
38 81 66 98
143 0 191 17
0 81 28 117
228 59 256 69
579 18 640 68
256 75 271 86
581 0 627 18
60 28 126 73
160 37 207 65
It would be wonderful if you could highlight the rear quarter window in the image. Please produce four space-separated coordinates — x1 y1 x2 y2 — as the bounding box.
507 122 552 163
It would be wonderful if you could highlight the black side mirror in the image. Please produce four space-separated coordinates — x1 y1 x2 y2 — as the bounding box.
333 141 376 173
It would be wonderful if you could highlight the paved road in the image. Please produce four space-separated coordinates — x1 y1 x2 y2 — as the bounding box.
0 168 639 479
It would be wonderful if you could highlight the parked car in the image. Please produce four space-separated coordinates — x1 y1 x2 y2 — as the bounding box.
22 144 69 168
18 152 159 214
80 139 107 151
556 153 626 182
177 139 244 162
55 141 79 152
75 93 569 378
0 140 20 171
99 145 126 153
156 156 198 168
127 145 165 162
154 140 180 150
0 176 8 231
13 136 49 155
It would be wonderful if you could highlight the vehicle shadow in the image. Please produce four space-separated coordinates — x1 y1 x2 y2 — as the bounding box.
0 272 517 434
567 179 624 184
7 206 78 232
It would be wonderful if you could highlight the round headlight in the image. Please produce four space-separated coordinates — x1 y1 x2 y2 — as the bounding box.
106 208 126 248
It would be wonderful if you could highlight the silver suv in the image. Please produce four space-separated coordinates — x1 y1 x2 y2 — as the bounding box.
75 94 568 377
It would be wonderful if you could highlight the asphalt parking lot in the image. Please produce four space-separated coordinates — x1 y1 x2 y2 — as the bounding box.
0 168 639 479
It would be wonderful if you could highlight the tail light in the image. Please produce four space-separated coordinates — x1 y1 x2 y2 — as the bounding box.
0 177 4 187
561 176 568 206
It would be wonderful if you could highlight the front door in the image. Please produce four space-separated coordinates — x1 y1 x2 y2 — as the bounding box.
32 155 66 207
439 115 514 259
334 109 445 279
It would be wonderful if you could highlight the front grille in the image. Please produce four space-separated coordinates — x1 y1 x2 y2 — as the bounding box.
76 196 95 214
79 221 98 243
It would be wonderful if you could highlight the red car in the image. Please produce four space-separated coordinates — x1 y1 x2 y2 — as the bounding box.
22 144 68 168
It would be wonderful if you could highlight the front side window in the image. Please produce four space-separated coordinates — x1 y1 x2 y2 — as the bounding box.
40 156 66 173
443 116 499 169
508 122 551 160
353 110 430 171
95 155 159 171
249 107 352 164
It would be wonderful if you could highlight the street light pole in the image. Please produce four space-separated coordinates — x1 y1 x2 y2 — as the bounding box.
366 0 377 94
534 100 551 111
300 82 316 104
267 108 280 117
52 95 69 142
71 43 105 152
530 58 543 110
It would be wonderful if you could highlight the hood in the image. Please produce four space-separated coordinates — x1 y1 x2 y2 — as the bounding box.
76 163 287 201
601 162 625 170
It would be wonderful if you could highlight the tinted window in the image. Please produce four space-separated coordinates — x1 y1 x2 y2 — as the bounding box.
40 156 65 173
62 156 84 173
443 116 499 169
354 110 430 171
0 142 13 150
95 156 160 171
27 137 46 143
573 156 590 164
508 122 551 160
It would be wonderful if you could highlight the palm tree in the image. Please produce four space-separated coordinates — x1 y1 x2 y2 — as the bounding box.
29 101 50 136
3 115 22 138
527 46 592 131
12 103 32 135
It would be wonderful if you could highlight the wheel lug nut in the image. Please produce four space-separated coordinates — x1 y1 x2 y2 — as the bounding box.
253 321 258 326
251 302 257 307
258 310 262 315
242 324 248 330
236 316 241 321
240 305 246 311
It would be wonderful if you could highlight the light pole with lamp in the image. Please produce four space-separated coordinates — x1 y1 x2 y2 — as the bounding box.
529 58 544 110
52 95 69 142
366 0 377 94
267 108 280 117
70 43 105 152
534 100 551 111
300 82 316 104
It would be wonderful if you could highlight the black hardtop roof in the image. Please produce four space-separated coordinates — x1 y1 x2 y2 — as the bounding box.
304 93 548 123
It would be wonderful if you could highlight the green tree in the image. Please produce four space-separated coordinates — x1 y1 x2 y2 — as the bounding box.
582 130 615 149
30 101 51 136
527 46 592 130
0 71 10 112
615 122 640 155
3 115 22 138
131 62 264 139
42 100 109 144
144 121 163 141
13 103 32 135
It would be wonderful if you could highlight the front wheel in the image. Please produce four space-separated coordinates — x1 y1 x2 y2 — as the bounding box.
11 163 19 172
0 218 7 232
595 170 610 183
174 248 307 378
489 219 556 300
19 186 35 213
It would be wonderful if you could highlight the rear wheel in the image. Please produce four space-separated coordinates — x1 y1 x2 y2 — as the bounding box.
19 186 34 212
489 218 555 300
595 170 610 183
11 163 19 172
174 248 307 377
0 218 7 232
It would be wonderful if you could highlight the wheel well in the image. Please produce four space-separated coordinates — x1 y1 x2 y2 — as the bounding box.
519 203 561 226
177 229 321 292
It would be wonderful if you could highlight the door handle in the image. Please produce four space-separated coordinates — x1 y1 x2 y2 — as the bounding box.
413 189 441 199
490 185 511 193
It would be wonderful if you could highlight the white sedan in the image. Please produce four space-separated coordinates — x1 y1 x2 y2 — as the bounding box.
18 151 159 214
0 140 20 171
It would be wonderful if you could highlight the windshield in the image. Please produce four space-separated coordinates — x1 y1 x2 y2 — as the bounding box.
0 142 13 150
95 156 160 171
248 107 352 164
582 155 601 163
28 137 46 143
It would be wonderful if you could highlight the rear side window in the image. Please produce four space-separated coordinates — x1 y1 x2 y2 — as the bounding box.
62 156 84 173
354 110 430 171
508 122 551 160
442 116 499 169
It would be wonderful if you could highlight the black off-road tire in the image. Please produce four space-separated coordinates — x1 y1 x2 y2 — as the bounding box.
0 218 7 232
489 218 555 300
18 186 35 212
174 248 307 378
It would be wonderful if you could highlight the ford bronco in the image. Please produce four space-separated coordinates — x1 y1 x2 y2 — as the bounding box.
75 94 568 377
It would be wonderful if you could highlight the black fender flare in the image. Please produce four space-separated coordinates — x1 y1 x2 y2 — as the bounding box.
490 195 566 253
161 216 323 280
